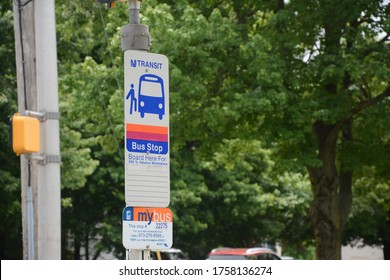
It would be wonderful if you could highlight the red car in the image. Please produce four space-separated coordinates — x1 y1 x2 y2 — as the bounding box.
207 247 281 260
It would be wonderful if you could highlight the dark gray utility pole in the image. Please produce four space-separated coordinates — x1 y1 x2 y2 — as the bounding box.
13 0 37 260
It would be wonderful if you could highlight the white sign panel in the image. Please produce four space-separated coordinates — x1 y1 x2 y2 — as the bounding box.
124 50 169 207
122 206 173 250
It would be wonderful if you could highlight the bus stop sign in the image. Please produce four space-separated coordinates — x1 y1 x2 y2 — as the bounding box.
124 50 170 207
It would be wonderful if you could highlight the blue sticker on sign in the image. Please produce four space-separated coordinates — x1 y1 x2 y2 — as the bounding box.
126 139 168 154
123 207 134 221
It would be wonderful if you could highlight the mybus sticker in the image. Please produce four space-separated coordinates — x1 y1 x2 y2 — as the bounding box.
123 207 172 224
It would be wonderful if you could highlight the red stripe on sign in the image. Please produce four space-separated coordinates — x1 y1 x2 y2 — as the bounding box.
126 131 168 142
126 123 168 135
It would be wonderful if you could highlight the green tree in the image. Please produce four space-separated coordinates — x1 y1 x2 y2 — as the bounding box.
142 1 314 258
158 0 390 259
0 1 22 259
344 171 390 259
238 0 390 259
56 0 126 259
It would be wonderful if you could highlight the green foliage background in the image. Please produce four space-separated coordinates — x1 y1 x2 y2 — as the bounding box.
0 0 388 259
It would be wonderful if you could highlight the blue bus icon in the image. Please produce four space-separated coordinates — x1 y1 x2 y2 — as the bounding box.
138 74 165 120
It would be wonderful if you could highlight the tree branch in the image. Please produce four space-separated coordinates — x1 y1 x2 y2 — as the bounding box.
377 33 389 44
351 85 390 116
332 85 390 136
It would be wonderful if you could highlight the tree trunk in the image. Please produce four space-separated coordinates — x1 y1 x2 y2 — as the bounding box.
308 169 342 259
85 232 89 260
307 120 353 259
73 238 81 260
383 240 390 260
380 211 390 260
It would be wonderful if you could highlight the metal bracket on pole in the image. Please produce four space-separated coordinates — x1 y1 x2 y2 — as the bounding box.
121 0 150 52
127 249 151 260
27 154 61 165
25 110 60 122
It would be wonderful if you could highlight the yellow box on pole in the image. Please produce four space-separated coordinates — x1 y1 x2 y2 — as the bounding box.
12 113 40 155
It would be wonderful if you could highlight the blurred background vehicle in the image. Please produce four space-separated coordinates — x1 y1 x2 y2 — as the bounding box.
150 248 189 260
207 247 281 260
281 256 295 260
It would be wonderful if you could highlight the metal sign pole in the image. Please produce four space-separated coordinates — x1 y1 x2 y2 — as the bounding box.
128 249 151 260
121 0 150 52
123 0 150 261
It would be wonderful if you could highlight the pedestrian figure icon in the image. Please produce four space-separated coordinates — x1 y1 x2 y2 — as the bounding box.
126 83 137 115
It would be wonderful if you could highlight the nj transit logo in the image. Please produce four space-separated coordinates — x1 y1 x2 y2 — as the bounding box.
126 124 168 154
130 59 163 70
126 74 165 120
